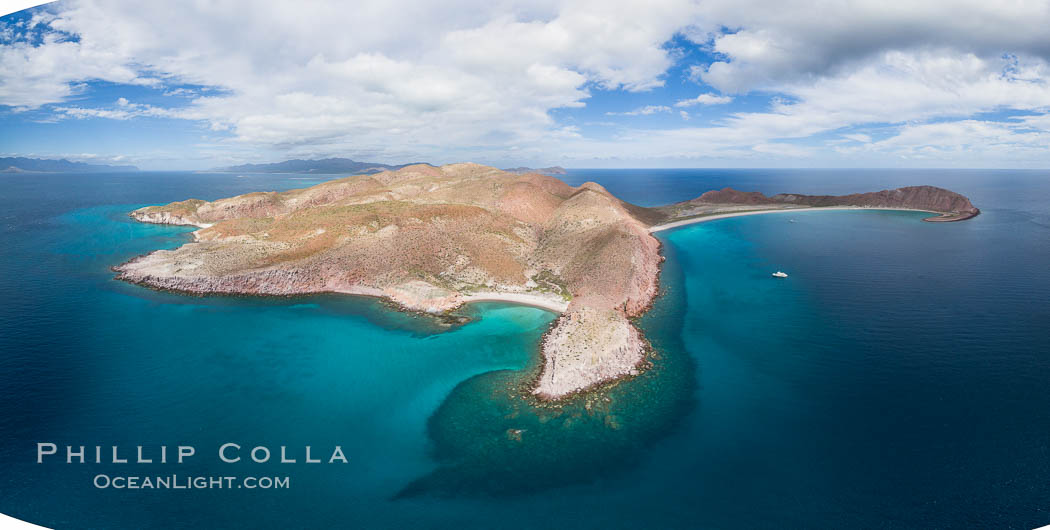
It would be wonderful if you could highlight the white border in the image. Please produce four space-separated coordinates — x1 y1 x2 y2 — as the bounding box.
0 513 50 530
0 1 52 18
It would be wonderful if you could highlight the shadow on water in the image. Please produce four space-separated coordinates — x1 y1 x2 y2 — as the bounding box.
397 236 698 498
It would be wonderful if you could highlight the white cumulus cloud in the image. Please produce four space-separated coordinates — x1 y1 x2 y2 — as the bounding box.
674 93 733 107
607 105 672 116
0 0 698 163
2 0 1050 167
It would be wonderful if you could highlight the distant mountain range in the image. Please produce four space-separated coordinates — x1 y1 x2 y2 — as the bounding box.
502 166 567 175
215 158 568 176
1 157 139 173
215 158 423 174
0 156 568 176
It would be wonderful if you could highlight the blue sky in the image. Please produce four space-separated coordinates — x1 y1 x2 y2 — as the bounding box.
2 0 1050 170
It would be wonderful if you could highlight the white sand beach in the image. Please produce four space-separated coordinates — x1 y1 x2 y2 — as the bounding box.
649 206 940 233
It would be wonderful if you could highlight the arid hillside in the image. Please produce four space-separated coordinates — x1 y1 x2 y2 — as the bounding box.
117 163 662 398
116 164 978 399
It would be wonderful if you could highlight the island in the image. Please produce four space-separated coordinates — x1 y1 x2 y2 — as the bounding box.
1 157 138 173
214 158 423 175
114 163 979 399
501 166 567 175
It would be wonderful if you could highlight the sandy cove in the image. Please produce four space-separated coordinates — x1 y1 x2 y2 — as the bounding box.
331 286 569 314
648 206 964 233
460 293 569 313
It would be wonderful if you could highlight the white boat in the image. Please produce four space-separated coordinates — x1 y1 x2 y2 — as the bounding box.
772 271 788 278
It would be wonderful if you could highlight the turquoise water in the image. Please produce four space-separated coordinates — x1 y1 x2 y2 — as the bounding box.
1 170 1049 527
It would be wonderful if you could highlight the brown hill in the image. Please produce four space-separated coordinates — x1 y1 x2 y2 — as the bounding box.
116 165 978 399
658 185 979 223
771 185 979 220
117 163 660 398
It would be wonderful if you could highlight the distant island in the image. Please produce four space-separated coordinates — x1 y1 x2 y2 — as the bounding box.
214 158 425 174
1 157 138 173
215 158 568 176
502 166 567 175
115 164 978 399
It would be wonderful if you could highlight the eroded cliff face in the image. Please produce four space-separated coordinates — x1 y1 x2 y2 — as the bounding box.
117 165 978 399
131 201 212 228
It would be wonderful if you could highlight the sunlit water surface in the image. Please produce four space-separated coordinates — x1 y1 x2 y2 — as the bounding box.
1 169 1048 528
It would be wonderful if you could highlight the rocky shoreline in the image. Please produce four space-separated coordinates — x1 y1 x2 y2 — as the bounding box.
115 165 979 400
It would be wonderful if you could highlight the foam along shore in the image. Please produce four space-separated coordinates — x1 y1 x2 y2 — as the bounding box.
116 165 979 401
649 206 955 233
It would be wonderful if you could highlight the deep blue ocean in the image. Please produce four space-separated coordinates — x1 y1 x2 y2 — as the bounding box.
1 169 1048 528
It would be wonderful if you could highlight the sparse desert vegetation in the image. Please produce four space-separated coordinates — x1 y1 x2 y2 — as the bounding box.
118 163 978 398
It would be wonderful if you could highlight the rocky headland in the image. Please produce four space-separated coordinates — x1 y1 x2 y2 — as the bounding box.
115 164 978 399
653 185 980 228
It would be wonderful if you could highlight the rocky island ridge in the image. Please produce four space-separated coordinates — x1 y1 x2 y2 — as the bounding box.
114 163 979 399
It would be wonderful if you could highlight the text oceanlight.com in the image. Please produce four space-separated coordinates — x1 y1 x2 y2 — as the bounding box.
93 475 290 490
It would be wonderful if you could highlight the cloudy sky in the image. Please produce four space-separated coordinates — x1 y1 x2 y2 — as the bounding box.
2 0 1050 169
